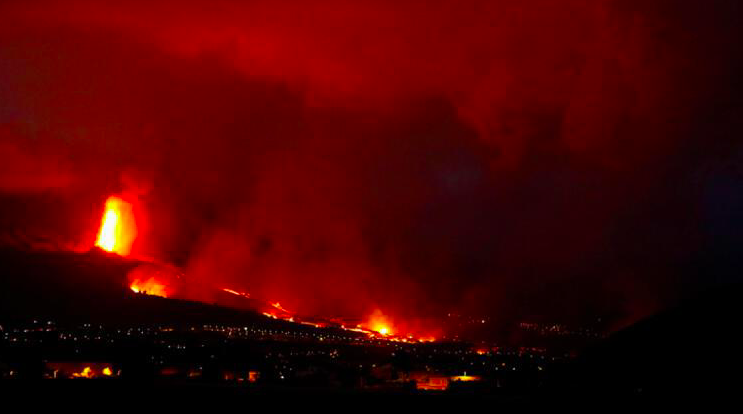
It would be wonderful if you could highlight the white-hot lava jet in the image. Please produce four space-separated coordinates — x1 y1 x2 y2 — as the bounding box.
95 195 137 256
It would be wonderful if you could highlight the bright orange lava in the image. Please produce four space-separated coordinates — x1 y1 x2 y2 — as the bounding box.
222 288 250 298
95 195 137 256
72 367 94 378
130 277 168 297
366 309 395 336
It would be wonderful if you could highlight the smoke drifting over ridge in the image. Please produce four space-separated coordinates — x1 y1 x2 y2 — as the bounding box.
1 0 742 329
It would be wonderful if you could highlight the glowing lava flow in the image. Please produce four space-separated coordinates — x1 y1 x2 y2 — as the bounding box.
126 264 181 298
92 195 436 342
222 288 250 298
95 195 137 256
72 367 94 378
130 277 168 297
366 309 394 336
221 287 436 342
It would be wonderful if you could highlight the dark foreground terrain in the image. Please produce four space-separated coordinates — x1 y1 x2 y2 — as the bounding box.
1 249 742 406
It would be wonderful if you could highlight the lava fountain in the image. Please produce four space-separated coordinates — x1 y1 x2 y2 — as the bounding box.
95 195 137 256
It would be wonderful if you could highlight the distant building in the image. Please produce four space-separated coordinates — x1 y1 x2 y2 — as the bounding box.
409 371 449 391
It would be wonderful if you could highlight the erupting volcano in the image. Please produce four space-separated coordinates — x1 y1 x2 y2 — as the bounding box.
90 194 436 341
1 0 742 400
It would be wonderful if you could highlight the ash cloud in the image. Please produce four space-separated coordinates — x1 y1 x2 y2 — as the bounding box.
0 0 742 330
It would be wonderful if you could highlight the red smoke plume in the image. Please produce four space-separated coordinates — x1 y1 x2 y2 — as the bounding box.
1 0 742 332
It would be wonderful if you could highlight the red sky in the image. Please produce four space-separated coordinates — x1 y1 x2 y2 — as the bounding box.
1 0 742 329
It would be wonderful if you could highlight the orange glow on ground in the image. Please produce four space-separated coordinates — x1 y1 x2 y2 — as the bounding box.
95 195 137 256
366 309 395 336
271 302 291 314
130 277 168 297
450 375 482 382
72 367 94 378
